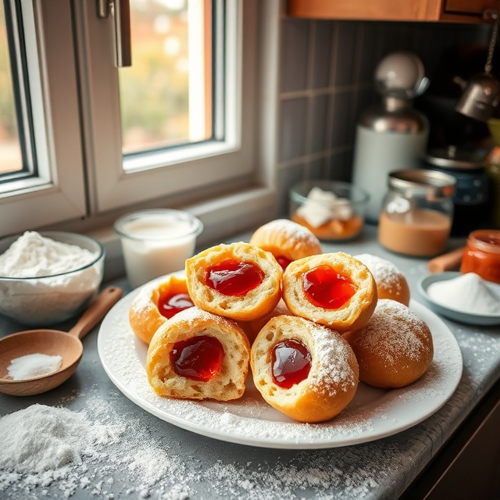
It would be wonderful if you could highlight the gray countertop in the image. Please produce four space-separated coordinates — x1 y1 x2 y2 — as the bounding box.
1 225 500 500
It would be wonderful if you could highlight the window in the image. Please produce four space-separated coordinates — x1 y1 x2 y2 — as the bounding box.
0 1 23 176
0 0 86 236
0 0 278 239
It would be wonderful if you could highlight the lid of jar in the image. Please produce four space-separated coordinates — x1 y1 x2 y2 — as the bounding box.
424 146 486 170
388 169 456 198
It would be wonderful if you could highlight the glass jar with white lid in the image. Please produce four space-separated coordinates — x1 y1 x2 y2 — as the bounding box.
378 170 456 257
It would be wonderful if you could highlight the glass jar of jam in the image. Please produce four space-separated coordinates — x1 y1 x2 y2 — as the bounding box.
460 230 500 283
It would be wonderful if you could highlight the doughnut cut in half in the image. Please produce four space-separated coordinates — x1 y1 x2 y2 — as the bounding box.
344 299 434 388
249 219 322 270
129 274 193 344
283 252 377 333
185 242 282 321
147 307 250 401
251 315 359 423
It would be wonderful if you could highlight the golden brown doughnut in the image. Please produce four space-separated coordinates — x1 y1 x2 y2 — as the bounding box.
251 315 359 423
354 253 410 306
343 299 434 388
282 252 377 333
185 242 282 322
129 274 194 344
147 307 250 401
238 299 292 345
249 219 322 270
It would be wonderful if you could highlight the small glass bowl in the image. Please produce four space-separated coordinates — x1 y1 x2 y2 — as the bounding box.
289 180 369 241
0 231 105 326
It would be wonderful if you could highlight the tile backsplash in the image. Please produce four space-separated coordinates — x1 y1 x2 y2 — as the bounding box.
276 17 490 216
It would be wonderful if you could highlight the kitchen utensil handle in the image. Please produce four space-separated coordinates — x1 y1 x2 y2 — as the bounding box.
69 287 123 340
427 247 465 274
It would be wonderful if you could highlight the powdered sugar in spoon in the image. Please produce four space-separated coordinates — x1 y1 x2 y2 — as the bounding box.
0 286 122 396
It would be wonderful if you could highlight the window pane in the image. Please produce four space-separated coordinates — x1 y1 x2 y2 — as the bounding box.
120 0 213 155
0 2 22 175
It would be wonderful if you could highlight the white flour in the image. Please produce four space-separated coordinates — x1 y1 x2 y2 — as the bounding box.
0 232 102 325
7 353 62 380
0 232 96 278
427 273 500 315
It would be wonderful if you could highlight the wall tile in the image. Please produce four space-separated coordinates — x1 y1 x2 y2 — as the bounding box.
277 163 306 216
280 19 310 93
331 22 361 87
358 22 383 85
329 149 354 182
309 94 329 154
312 21 334 89
331 90 354 148
279 98 308 162
308 156 329 180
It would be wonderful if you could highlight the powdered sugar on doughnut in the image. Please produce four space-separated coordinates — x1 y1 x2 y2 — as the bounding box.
260 219 320 252
356 300 428 364
129 283 156 316
172 305 235 330
354 254 403 292
303 320 357 397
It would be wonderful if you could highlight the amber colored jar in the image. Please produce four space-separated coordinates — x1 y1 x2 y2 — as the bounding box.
460 230 500 284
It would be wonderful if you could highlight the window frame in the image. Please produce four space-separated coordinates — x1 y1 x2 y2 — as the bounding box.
0 0 87 236
75 0 257 214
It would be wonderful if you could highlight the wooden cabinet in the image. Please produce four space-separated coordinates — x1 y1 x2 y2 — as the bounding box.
287 0 500 23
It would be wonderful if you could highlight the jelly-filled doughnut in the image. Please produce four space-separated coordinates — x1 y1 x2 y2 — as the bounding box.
129 274 194 344
249 219 322 270
147 307 250 401
354 253 410 306
343 299 434 388
282 252 377 333
185 242 282 322
251 315 359 423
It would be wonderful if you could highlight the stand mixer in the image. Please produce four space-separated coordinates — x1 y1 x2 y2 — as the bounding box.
352 52 430 223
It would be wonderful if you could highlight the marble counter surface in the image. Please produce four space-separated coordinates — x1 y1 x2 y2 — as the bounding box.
1 225 499 500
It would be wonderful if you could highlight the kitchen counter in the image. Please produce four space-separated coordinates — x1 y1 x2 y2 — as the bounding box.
1 225 500 500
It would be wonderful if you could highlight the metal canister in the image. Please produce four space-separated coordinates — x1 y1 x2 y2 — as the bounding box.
422 146 489 236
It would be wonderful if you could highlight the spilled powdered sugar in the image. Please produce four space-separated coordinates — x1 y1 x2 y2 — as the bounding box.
0 393 386 500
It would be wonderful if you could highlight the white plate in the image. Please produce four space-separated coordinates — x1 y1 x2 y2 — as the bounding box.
98 281 463 450
419 272 500 326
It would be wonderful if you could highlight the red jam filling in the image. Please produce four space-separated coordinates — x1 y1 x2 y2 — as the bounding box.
303 265 356 310
158 293 194 319
275 255 292 270
170 335 224 382
205 258 264 296
272 339 312 389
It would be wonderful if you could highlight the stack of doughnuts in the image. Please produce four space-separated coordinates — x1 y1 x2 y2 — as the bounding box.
132 219 433 423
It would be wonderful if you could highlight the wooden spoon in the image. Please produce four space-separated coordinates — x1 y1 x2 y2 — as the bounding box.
0 286 123 396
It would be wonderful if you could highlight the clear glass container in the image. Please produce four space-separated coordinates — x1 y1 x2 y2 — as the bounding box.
378 170 456 257
289 180 369 241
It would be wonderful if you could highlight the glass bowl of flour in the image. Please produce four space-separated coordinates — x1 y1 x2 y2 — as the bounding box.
0 231 104 326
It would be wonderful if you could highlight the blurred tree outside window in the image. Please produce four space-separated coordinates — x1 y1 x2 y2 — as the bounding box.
120 0 212 155
0 2 22 175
